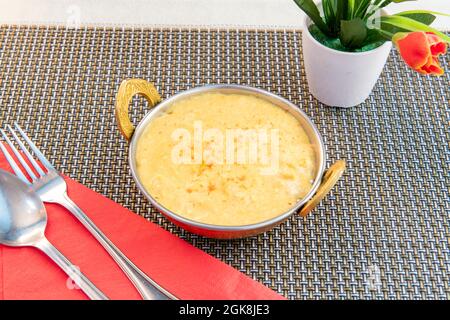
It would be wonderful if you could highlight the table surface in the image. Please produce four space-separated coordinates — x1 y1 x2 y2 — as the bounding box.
0 25 448 299
0 0 449 30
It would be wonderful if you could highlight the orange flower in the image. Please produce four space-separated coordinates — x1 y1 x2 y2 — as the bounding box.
393 31 447 76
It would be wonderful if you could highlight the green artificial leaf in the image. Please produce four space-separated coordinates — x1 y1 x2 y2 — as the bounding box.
353 0 373 19
381 15 450 43
365 0 417 19
363 0 386 20
375 10 444 37
322 0 338 35
293 0 330 36
363 28 387 45
395 10 438 25
372 0 385 6
348 0 356 18
377 0 391 9
379 0 416 7
378 12 436 36
374 0 417 11
336 0 348 22
339 18 368 48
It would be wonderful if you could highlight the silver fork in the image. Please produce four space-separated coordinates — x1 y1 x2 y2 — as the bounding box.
0 123 177 300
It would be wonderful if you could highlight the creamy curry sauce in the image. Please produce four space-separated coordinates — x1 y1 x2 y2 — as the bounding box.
136 93 316 226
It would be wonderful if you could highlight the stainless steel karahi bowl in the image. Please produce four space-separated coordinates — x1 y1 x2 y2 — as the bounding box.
115 79 345 239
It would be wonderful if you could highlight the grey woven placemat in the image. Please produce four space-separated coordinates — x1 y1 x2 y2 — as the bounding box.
0 25 448 299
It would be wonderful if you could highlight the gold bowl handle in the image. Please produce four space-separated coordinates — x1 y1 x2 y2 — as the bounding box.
299 160 346 217
115 79 162 141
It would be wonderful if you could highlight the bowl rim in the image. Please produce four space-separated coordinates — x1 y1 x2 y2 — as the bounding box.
128 84 326 232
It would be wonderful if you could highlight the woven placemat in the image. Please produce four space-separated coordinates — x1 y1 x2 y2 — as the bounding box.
0 25 448 299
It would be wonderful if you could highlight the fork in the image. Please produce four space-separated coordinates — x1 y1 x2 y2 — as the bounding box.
0 123 177 300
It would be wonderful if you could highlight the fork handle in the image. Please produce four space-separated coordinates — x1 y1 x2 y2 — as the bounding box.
58 193 177 300
34 237 108 300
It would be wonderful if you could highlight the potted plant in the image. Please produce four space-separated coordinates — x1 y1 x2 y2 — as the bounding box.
294 0 449 107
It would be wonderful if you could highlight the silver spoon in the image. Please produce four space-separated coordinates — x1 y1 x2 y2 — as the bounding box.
0 169 108 300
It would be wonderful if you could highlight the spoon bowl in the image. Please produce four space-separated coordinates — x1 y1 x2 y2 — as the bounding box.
0 170 46 246
0 169 108 300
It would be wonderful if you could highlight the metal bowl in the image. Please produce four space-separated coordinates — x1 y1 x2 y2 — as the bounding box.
115 79 345 239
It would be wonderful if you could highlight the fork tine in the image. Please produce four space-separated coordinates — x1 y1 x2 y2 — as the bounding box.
7 125 46 176
0 139 31 184
1 129 38 180
14 122 56 172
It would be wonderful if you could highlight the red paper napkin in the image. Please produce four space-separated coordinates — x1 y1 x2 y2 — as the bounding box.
0 153 284 300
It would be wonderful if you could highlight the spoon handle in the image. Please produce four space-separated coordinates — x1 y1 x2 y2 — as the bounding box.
34 238 108 300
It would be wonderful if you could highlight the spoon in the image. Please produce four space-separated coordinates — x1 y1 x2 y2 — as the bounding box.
0 169 108 300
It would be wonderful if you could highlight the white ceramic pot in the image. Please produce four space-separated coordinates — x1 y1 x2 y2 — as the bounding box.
302 16 392 107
